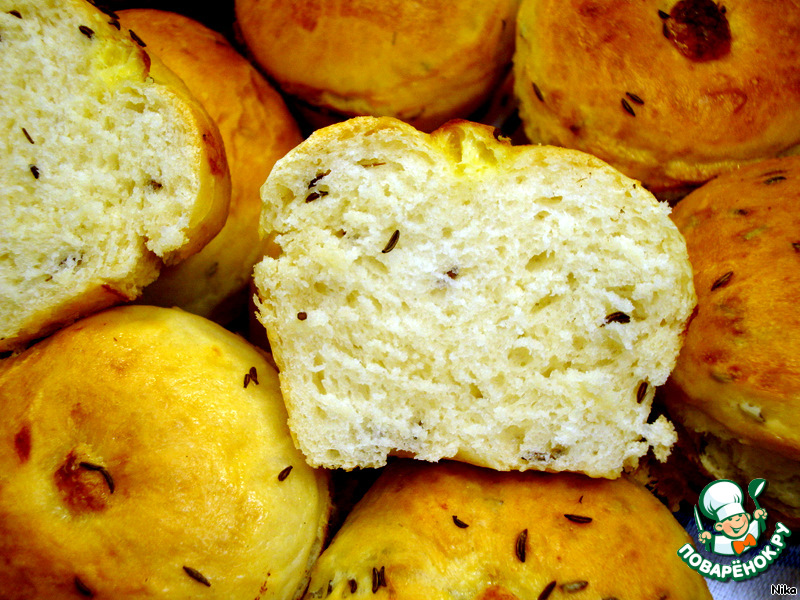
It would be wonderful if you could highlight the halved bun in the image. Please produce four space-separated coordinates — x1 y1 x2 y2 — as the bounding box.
0 0 230 351
254 116 696 477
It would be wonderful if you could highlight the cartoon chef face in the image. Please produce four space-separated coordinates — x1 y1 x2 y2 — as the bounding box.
714 511 751 539
699 479 750 539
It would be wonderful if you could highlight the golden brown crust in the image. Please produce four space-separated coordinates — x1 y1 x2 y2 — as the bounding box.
513 0 800 195
234 0 521 132
303 460 711 599
1 275 154 356
0 305 331 600
118 9 301 322
666 155 800 460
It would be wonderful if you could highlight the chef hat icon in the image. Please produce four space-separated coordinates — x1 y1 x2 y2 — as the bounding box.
699 479 746 522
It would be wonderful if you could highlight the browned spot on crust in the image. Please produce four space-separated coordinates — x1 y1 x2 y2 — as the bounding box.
202 131 227 176
702 349 728 366
578 1 612 18
254 577 270 600
665 0 731 61
291 3 320 32
681 304 700 337
705 87 748 115
14 425 31 462
101 284 134 302
139 48 151 76
54 451 110 513
478 585 520 600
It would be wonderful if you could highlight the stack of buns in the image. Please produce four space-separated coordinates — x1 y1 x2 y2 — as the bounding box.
1 3 330 599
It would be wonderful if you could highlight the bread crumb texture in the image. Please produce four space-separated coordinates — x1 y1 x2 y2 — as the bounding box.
119 8 302 321
0 0 228 350
254 117 696 477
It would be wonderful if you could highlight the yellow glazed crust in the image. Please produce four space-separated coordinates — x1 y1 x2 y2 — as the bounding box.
0 305 330 600
667 155 800 461
234 0 520 131
513 0 800 195
304 460 711 599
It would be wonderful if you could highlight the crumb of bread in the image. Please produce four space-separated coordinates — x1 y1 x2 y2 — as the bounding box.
254 117 696 478
0 0 226 350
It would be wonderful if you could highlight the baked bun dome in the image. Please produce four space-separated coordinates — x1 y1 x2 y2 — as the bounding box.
513 0 800 198
117 9 303 323
302 460 712 599
233 0 521 132
0 305 331 599
0 0 230 352
664 155 800 528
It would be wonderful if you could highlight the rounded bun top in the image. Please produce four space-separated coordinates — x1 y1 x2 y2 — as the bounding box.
234 0 521 131
303 459 711 600
0 305 330 600
513 0 800 196
667 155 800 458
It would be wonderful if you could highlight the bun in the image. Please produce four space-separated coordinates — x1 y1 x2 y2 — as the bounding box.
253 116 696 477
513 0 800 197
0 305 331 600
664 155 800 527
0 0 230 352
303 460 712 600
117 9 303 323
233 0 520 132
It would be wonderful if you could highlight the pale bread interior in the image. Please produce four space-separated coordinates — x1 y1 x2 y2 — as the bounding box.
255 117 696 478
0 0 211 347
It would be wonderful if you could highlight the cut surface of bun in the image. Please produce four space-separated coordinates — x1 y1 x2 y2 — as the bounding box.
0 0 230 351
254 116 696 478
118 8 302 322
